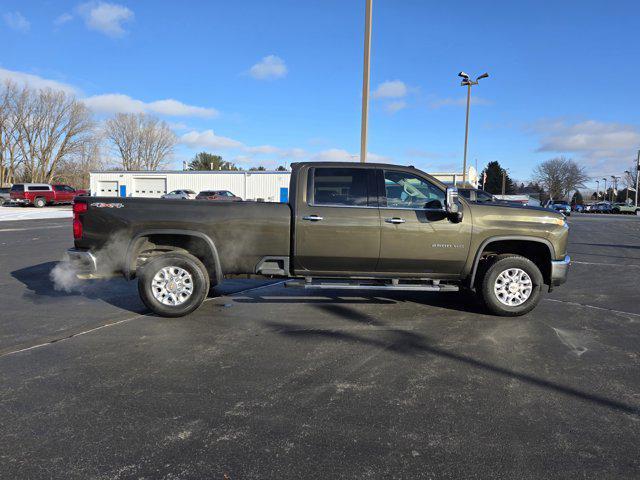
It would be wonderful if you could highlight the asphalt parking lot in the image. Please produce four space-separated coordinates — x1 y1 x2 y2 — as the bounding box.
1 214 639 479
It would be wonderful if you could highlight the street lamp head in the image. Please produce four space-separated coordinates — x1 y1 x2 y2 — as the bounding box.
458 71 470 79
476 72 489 81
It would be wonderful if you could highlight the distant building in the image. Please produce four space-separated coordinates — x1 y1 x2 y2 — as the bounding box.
90 166 478 201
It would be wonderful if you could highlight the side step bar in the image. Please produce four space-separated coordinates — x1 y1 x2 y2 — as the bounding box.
285 279 459 292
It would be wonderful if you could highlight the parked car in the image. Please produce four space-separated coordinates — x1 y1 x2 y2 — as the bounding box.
162 189 197 200
458 188 524 206
0 187 10 204
10 183 87 207
544 200 571 216
66 161 570 318
572 204 584 213
196 190 242 201
612 202 640 215
594 202 613 214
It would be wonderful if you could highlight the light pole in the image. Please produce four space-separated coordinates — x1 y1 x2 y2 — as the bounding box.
624 171 631 203
602 178 608 202
611 175 620 202
595 180 600 200
636 150 640 207
458 71 489 185
360 0 373 163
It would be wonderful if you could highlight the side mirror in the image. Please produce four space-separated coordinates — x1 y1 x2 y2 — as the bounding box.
446 187 463 222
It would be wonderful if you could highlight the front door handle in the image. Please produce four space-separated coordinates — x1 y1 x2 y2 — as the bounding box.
385 217 406 224
303 215 324 221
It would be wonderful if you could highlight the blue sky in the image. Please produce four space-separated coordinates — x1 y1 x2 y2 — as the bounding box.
2 0 639 184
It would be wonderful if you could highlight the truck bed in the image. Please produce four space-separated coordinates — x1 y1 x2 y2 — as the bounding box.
74 197 291 275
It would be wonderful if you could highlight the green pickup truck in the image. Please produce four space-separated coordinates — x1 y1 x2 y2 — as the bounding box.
612 202 640 215
66 162 570 318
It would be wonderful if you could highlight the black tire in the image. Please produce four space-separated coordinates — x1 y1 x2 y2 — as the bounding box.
137 252 210 317
34 197 46 208
479 254 543 317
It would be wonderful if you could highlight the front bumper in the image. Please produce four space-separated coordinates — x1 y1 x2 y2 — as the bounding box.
65 248 97 277
550 255 570 286
10 198 30 204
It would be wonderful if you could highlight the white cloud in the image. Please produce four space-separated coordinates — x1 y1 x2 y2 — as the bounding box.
430 96 492 108
384 100 407 114
372 80 407 99
3 11 30 33
54 13 74 26
309 149 390 163
180 130 244 150
0 67 77 94
83 94 218 118
249 55 288 80
532 119 640 171
77 1 133 37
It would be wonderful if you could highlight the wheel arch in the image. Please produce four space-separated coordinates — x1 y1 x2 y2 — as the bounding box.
468 236 555 288
125 229 223 285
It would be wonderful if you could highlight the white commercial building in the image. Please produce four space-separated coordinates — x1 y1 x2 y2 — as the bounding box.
90 170 292 202
89 166 478 202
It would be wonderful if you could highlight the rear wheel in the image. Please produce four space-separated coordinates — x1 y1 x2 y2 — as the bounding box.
479 254 543 317
34 197 46 208
138 252 210 317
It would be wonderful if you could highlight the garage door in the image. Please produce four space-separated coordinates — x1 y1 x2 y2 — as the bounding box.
98 181 119 197
134 178 167 198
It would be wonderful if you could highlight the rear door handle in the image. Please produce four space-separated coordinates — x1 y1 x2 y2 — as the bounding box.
303 215 324 221
385 217 406 224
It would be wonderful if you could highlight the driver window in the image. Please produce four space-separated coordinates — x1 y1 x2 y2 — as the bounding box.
383 170 445 210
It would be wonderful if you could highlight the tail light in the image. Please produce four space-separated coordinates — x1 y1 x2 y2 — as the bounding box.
73 202 88 239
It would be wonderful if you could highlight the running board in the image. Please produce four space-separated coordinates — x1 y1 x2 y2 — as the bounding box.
285 279 459 292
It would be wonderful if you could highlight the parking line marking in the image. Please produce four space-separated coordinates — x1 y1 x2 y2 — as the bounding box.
0 280 285 359
0 224 68 232
545 298 640 318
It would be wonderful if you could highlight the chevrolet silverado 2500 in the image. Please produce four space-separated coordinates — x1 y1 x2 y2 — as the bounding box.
66 162 570 317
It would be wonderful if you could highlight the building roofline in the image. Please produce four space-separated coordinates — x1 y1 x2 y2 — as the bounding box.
90 170 291 174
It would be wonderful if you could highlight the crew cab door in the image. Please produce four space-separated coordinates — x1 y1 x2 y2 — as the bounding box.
294 166 380 274
376 169 472 275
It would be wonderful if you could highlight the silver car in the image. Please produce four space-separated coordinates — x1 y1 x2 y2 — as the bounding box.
161 189 196 200
0 187 10 204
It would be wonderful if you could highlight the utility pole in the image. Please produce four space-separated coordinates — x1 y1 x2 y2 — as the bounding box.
360 0 373 163
636 150 640 207
458 72 489 185
501 170 506 195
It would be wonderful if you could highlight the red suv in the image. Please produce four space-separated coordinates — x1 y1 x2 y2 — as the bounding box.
10 183 87 207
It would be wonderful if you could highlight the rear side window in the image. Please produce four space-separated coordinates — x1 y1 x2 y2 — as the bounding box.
0 188 9 193
28 186 51 191
11 184 24 192
311 168 370 206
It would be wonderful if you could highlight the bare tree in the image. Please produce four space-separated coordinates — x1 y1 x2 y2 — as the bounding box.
532 157 589 200
104 113 175 170
18 87 94 183
53 135 105 188
0 81 26 186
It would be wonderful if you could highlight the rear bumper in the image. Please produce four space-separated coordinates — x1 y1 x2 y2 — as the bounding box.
550 255 570 286
65 248 97 275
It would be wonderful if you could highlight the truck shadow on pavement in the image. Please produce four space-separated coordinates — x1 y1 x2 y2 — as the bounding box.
258 301 640 417
233 289 486 315
10 261 144 313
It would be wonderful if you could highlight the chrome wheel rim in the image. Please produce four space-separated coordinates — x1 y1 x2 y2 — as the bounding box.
151 266 194 306
494 268 533 307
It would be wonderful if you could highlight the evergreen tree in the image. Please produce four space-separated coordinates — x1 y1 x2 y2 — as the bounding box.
481 161 514 194
571 190 584 206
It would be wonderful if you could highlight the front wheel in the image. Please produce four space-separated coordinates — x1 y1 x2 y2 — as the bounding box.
479 254 543 317
138 252 210 317
34 197 46 208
